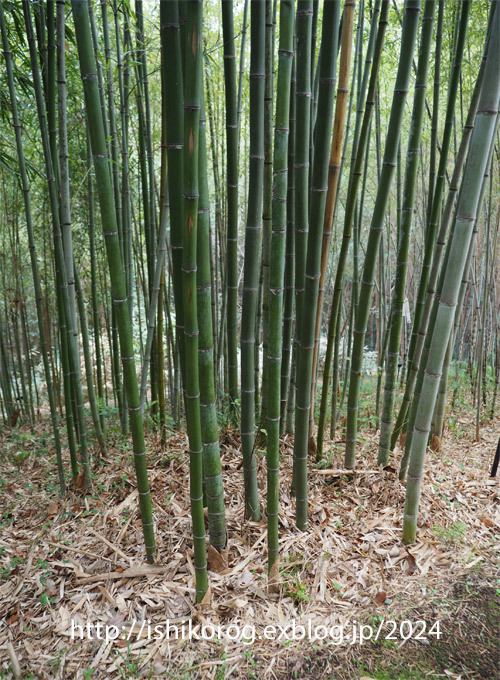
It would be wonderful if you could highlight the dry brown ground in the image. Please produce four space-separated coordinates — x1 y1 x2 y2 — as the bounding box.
0 413 498 680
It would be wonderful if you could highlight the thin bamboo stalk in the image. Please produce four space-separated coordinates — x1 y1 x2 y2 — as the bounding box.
377 0 435 467
403 4 500 543
0 3 66 493
266 0 294 576
198 80 227 551
391 0 472 448
181 0 209 601
310 0 356 444
344 0 422 470
293 0 341 530
71 0 156 562
316 0 388 460
221 0 239 412
240 0 266 521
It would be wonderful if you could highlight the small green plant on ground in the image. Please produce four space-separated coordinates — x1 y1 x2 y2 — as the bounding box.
432 522 468 544
283 576 310 604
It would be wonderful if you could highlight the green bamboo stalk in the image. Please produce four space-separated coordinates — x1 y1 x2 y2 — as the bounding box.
294 0 341 530
237 0 249 138
87 132 105 432
280 56 296 433
201 60 223 391
25 0 91 486
403 4 500 543
198 84 227 551
0 310 14 426
114 1 133 312
398 4 493 466
433 333 453 439
74 267 107 456
345 0 422 470
134 2 159 423
324 2 367 439
158 88 169 441
157 269 167 445
478 175 495 423
329 293 343 437
137 6 160 420
12 302 30 428
100 0 124 265
139 207 168 411
88 0 128 435
310 0 356 445
8 221 32 426
391 0 472 449
293 0 313 379
290 0 313 494
221 0 239 413
46 1 57 187
430 143 494 444
259 0 276 424
0 2 66 493
266 0 294 576
111 304 125 426
255 208 263 417
426 0 444 228
71 0 156 562
57 0 94 463
489 268 500 420
240 0 266 521
19 297 36 426
377 0 435 467
181 0 209 601
375 222 387 424
316 0 387 460
308 0 319 181
41 1 79 471
160 0 186 400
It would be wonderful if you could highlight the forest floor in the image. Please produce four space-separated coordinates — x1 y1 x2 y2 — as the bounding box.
0 411 498 680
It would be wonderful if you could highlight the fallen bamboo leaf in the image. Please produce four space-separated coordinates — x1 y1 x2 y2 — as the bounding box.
268 558 280 594
314 469 382 475
207 544 228 574
405 550 417 575
76 566 168 583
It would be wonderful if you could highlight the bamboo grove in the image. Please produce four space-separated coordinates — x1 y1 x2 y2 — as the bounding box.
0 0 498 602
